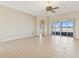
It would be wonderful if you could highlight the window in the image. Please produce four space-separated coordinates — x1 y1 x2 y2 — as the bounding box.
55 22 61 28
62 21 73 28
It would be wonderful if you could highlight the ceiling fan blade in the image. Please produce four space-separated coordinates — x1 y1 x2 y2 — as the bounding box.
52 7 59 9
51 10 56 13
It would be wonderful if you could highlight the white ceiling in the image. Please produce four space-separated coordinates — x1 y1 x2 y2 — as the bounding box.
0 1 79 17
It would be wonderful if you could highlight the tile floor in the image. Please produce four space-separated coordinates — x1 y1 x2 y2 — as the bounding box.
0 35 79 58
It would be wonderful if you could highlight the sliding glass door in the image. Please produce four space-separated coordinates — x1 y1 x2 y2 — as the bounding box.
51 20 74 37
52 22 61 36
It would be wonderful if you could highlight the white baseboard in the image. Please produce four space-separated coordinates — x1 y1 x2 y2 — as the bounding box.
0 35 35 43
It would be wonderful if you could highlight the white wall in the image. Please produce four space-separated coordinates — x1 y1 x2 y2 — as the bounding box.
0 5 36 42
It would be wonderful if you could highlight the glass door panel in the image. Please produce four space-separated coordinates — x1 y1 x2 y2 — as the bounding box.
62 21 73 37
55 22 61 36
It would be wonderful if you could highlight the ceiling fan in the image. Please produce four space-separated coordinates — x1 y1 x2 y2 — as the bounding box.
46 5 59 13
40 1 59 16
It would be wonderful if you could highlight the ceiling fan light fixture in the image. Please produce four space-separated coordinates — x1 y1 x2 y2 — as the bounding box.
46 6 52 11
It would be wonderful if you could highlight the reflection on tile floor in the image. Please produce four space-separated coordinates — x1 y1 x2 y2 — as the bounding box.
0 35 79 58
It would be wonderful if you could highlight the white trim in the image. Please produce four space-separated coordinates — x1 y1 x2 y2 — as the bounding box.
0 35 35 43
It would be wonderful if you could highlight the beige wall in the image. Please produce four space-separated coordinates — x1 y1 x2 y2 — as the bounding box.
0 5 36 42
49 11 79 39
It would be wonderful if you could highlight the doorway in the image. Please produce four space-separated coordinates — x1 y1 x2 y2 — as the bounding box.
40 20 45 36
